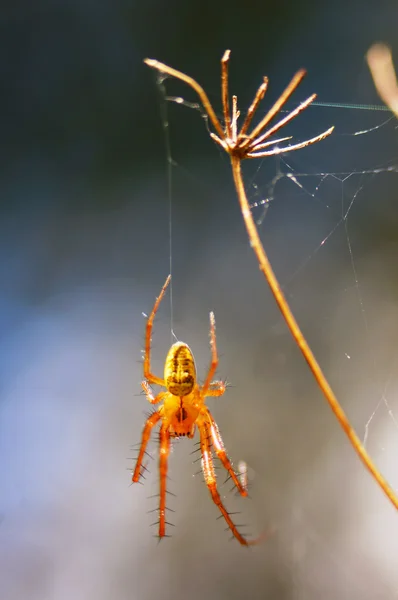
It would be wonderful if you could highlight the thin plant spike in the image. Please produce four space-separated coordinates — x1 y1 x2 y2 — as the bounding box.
250 93 317 149
239 76 269 138
248 127 335 158
240 68 307 146
144 59 224 139
221 49 232 138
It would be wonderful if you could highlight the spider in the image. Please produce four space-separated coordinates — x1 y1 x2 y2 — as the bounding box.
132 275 262 546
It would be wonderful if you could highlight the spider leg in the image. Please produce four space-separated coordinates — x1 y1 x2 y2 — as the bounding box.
144 275 170 387
158 423 171 539
141 380 167 404
198 419 252 546
205 408 247 497
132 411 161 483
201 312 219 396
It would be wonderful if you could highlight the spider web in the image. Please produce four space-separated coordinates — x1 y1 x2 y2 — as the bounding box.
247 113 398 452
248 120 398 479
149 73 398 596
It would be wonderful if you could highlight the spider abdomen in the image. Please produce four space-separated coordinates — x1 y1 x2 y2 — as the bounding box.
164 341 196 396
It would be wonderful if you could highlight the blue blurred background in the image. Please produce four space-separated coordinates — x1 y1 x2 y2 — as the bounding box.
1 1 398 599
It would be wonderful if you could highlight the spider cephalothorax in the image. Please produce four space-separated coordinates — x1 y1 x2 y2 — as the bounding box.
132 275 262 545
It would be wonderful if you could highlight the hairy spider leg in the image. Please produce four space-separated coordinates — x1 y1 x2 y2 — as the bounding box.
200 315 245 490
158 423 171 538
132 411 161 483
198 418 254 546
132 410 172 539
200 312 248 501
144 274 171 386
205 408 247 496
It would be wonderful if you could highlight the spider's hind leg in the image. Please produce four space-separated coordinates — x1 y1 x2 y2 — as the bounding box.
158 423 171 538
132 411 161 483
198 418 250 546
205 409 247 497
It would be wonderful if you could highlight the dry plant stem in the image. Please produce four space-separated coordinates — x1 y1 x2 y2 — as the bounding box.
144 52 398 511
230 155 398 510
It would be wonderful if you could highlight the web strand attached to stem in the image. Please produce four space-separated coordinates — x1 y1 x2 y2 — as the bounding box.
156 74 177 344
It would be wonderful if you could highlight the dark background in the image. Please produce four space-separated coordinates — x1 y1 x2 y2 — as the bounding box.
1 1 398 599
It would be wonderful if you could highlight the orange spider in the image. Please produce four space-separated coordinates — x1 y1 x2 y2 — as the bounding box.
132 275 262 546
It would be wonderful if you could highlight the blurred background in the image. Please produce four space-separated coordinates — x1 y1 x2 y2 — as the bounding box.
1 1 398 598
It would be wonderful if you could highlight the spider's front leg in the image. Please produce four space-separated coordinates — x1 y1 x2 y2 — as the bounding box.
143 275 171 387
